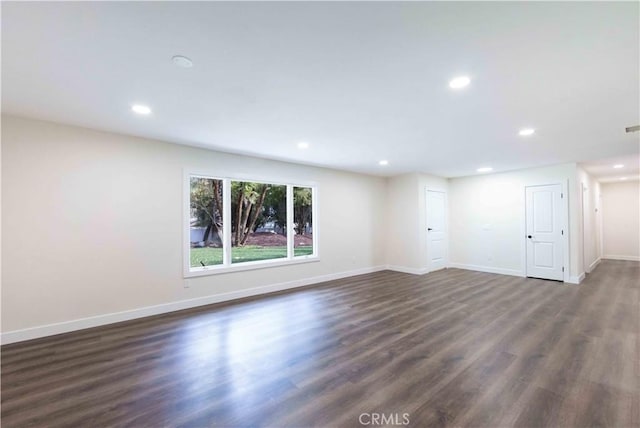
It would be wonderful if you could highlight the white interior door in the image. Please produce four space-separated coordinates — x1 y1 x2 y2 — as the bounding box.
525 184 564 281
427 190 447 272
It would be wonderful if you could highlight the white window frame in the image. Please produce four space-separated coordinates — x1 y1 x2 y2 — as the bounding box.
184 171 319 278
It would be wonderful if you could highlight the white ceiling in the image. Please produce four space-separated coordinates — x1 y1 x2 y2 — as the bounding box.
581 153 640 183
2 2 639 177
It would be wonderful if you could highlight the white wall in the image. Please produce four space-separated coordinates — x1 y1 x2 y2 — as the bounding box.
448 163 582 280
1 115 387 338
601 180 640 260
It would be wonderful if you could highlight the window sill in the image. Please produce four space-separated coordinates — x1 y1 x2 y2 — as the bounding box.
184 256 320 278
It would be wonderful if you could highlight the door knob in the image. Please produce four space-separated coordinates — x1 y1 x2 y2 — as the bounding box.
428 228 433 231
527 235 532 239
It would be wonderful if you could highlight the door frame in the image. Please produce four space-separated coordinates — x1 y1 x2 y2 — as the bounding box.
581 181 589 273
425 187 449 273
523 181 570 283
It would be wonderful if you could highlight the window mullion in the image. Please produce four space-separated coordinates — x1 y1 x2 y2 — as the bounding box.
312 187 318 257
223 178 232 266
286 185 294 259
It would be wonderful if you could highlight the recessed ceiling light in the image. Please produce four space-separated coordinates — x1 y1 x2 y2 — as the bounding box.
613 164 624 169
297 142 309 149
477 167 493 173
449 76 471 89
620 177 628 180
131 104 151 115
379 160 389 166
172 55 193 68
518 128 535 136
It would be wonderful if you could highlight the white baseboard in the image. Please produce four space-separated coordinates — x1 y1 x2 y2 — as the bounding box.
567 273 585 284
448 263 525 278
1 265 387 345
588 258 601 273
385 265 430 275
602 255 640 262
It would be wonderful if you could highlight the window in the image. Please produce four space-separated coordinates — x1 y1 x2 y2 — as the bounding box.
186 174 317 276
294 187 314 257
189 177 224 268
231 182 287 264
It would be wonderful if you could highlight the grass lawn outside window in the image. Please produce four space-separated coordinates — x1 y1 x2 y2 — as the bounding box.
191 246 313 266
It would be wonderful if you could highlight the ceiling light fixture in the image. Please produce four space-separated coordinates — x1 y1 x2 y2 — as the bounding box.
379 160 389 166
131 104 151 115
449 76 471 89
297 142 309 149
518 128 535 136
477 167 493 173
172 55 193 68
613 164 624 169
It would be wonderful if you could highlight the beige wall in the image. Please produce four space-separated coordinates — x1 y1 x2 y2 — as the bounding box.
1 115 387 335
601 180 640 260
448 163 583 280
1 114 599 342
385 174 422 271
385 173 448 273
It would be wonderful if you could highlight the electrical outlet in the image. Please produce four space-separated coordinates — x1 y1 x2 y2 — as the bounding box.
184 279 191 288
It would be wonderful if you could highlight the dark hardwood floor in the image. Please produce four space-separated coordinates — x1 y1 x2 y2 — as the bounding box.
2 260 639 427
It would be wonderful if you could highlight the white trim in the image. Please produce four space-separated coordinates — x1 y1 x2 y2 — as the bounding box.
581 181 587 273
598 192 604 261
560 179 568 282
602 255 640 261
183 170 195 277
223 178 232 266
385 265 430 275
448 263 525 278
184 168 319 189
286 185 294 258
311 185 319 258
563 179 571 283
588 257 601 272
1 265 387 345
567 273 585 284
186 256 320 277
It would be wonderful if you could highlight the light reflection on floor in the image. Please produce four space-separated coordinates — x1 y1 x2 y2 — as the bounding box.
148 291 327 422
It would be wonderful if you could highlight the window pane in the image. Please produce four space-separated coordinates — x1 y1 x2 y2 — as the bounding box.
294 187 314 257
231 182 287 263
190 177 224 268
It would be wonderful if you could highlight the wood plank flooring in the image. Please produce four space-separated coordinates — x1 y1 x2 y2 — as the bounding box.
2 260 639 427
